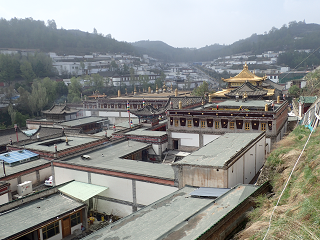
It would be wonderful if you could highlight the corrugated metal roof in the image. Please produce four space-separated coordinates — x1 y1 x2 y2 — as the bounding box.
59 181 108 201
0 150 39 166
190 187 230 197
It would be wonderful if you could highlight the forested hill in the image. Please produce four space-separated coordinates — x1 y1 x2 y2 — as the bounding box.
133 21 320 62
1 18 320 62
0 18 135 55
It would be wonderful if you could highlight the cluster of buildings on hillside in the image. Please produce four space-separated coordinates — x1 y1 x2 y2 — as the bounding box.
0 64 294 240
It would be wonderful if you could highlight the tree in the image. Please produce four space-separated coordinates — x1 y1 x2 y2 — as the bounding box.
20 61 35 81
28 81 48 116
68 77 82 103
193 81 209 96
288 85 300 98
17 86 31 114
7 104 16 126
41 77 57 105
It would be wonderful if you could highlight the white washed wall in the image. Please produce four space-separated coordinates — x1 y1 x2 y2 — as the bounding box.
54 167 88 185
135 181 178 206
203 134 220 146
21 172 37 185
0 193 9 205
97 199 132 217
99 111 120 117
227 156 244 188
39 167 52 182
171 132 199 147
91 174 133 202
256 137 266 173
244 148 256 184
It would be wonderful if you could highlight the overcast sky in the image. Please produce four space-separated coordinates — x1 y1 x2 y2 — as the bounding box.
1 0 320 49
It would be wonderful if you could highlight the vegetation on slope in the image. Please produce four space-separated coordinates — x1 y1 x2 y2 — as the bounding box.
236 126 320 239
0 18 135 55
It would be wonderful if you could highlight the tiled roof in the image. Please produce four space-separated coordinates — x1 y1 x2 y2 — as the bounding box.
42 104 79 115
225 82 268 97
131 96 203 116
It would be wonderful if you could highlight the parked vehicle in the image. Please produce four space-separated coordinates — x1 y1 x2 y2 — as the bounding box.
44 176 53 186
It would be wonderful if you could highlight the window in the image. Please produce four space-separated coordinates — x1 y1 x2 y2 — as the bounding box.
215 121 220 129
201 121 206 128
175 119 179 127
71 212 81 227
261 123 266 131
187 120 192 127
245 122 250 130
42 221 60 240
230 121 235 129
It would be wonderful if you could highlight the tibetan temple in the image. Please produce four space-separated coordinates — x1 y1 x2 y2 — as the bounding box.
212 63 276 99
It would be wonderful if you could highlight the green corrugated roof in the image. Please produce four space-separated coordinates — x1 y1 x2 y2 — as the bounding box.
59 181 108 201
298 96 317 104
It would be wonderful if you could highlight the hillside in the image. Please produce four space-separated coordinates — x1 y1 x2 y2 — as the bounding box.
0 18 136 55
133 21 320 62
235 126 320 239
2 18 320 63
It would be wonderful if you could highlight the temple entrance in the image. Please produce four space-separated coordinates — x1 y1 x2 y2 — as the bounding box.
173 140 179 150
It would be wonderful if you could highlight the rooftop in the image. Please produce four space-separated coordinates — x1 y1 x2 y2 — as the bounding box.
193 99 282 111
173 133 262 168
60 116 108 127
125 129 167 137
81 184 260 240
22 136 101 153
0 193 84 240
61 140 174 180
0 158 49 178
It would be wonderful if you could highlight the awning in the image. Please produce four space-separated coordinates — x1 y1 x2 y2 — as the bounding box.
59 181 108 202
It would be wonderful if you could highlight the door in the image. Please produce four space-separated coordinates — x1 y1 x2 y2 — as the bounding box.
62 217 71 238
173 140 179 149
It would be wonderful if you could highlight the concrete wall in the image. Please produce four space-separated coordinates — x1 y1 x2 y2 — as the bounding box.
176 134 266 188
181 166 228 188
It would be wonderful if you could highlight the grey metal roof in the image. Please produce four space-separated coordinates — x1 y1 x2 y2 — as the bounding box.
189 187 230 197
60 116 108 127
0 159 50 178
0 193 84 240
125 129 167 137
62 140 174 180
214 100 279 108
173 133 262 168
23 136 100 153
81 184 259 240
